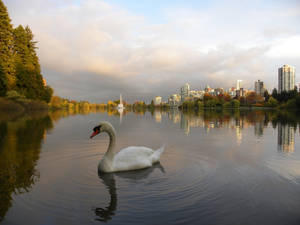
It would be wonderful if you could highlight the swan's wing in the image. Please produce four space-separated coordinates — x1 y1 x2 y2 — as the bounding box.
113 146 154 171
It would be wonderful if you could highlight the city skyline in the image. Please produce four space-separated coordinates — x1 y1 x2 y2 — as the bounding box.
4 0 300 102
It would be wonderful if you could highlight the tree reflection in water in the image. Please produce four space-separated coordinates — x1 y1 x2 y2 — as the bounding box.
94 163 165 222
0 112 53 221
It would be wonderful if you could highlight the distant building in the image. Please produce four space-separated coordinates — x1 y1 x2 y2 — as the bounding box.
278 65 295 93
214 88 224 96
168 94 181 107
180 83 190 102
255 80 264 96
154 96 162 105
228 87 236 97
204 85 211 93
189 90 204 99
237 80 242 90
236 88 244 98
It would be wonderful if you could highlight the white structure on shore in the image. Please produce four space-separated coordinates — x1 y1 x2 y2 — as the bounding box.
117 94 125 109
154 96 162 105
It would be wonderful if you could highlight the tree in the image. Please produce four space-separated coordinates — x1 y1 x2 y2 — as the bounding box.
0 0 15 96
41 85 53 103
231 99 240 108
263 90 270 102
0 66 6 96
271 88 278 100
13 25 51 101
150 100 154 106
245 92 263 105
266 97 278 107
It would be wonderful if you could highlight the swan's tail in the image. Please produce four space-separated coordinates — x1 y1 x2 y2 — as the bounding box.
152 144 165 163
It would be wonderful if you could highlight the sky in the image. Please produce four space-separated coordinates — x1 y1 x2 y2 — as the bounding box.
4 0 300 103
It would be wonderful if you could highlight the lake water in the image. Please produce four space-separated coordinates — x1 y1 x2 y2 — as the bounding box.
1 109 300 225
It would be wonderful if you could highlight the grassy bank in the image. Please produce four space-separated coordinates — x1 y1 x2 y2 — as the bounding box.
0 97 48 112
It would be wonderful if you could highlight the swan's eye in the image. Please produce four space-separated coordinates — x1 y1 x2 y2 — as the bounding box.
90 125 101 139
93 125 101 132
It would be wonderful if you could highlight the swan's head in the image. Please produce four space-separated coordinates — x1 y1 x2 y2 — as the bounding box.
90 122 115 139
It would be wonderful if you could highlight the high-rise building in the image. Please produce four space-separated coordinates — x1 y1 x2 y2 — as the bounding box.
278 65 295 93
180 83 190 102
255 80 264 96
236 88 244 98
236 80 242 90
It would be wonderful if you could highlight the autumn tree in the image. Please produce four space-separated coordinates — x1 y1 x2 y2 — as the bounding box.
246 91 264 105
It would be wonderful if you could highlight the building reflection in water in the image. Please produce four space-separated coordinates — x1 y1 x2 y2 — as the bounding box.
254 122 264 137
278 124 295 153
235 118 243 145
180 113 190 135
163 109 297 153
154 111 162 123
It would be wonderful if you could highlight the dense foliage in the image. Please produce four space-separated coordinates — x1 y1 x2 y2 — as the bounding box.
0 0 52 102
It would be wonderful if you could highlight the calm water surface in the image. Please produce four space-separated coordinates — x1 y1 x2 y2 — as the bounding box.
1 109 300 225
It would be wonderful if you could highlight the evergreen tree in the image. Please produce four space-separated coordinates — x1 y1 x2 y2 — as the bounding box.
0 0 15 96
13 25 51 101
264 90 270 102
271 88 278 100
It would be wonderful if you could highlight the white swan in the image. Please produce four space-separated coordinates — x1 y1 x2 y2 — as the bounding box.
90 121 165 173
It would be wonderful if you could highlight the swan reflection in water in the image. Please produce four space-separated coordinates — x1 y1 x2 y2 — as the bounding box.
94 163 165 222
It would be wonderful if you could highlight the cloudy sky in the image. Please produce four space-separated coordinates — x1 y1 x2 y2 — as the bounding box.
4 0 300 102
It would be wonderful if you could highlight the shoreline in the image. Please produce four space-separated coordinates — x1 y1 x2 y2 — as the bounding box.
0 97 48 113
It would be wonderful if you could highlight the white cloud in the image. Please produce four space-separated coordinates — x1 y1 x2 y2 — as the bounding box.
266 35 300 58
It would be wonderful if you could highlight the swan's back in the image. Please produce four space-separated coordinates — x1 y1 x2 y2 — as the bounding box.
112 145 165 172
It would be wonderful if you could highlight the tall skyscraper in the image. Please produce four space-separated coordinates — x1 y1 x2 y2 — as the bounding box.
181 83 190 102
255 80 264 96
236 80 242 90
278 65 295 93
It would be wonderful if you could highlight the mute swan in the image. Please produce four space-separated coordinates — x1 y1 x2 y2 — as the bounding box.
90 122 165 173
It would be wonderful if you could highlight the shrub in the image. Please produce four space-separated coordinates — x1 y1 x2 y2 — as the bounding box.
223 102 231 108
197 101 204 109
231 99 240 108
286 99 296 108
6 90 26 100
265 97 278 107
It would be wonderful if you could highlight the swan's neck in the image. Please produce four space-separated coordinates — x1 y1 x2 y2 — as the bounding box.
103 127 116 162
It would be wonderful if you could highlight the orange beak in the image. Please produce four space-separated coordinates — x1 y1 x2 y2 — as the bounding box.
90 130 99 139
